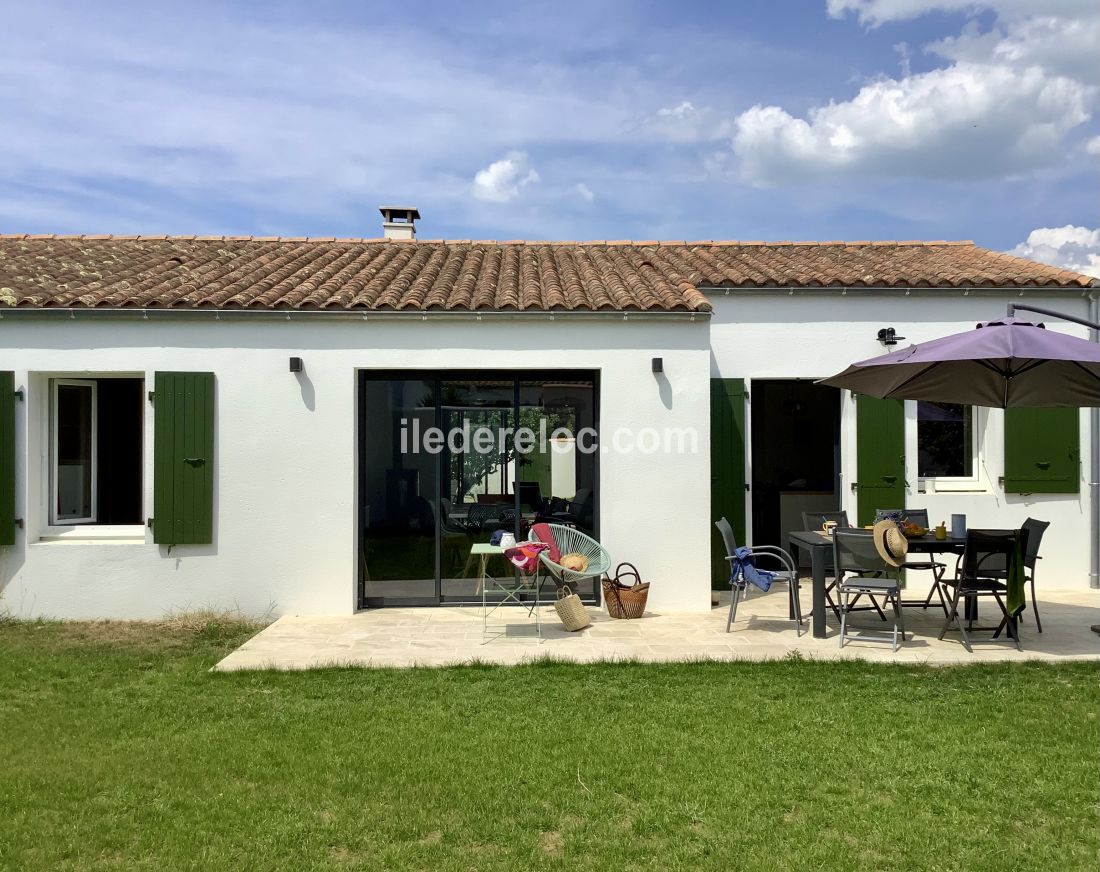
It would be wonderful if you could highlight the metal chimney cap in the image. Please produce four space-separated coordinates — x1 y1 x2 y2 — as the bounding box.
378 206 421 221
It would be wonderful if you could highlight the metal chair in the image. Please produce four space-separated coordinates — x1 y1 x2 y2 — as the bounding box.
886 507 950 616
832 529 907 651
530 523 611 592
982 518 1049 632
715 517 803 635
939 529 1025 652
550 489 594 529
798 511 883 622
463 503 516 532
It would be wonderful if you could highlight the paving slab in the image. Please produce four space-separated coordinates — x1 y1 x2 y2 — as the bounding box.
214 588 1100 671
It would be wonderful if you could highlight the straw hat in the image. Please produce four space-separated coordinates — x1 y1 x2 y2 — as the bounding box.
560 552 589 572
872 520 909 568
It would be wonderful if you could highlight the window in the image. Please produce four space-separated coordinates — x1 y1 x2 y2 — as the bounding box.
49 377 143 526
917 401 975 479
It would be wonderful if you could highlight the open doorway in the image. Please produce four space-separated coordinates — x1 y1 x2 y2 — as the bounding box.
750 379 841 547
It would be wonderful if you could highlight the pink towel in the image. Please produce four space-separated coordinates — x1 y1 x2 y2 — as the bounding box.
530 523 561 563
505 542 549 574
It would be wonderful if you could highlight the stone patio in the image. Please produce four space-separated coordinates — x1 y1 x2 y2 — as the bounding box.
214 586 1100 670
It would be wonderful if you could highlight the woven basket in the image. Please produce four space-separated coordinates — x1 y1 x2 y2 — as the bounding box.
601 562 650 619
554 585 592 631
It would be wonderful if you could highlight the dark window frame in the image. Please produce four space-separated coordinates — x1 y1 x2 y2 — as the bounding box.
357 369 600 608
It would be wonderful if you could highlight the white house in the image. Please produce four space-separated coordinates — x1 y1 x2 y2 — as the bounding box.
1 209 1096 620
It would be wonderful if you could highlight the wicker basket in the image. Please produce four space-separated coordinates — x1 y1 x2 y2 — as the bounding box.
601 562 650 619
554 585 592 631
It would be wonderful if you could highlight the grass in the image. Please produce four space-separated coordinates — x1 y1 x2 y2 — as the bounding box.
0 619 1096 871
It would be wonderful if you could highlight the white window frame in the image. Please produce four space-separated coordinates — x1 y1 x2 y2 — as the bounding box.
50 378 98 525
916 402 983 491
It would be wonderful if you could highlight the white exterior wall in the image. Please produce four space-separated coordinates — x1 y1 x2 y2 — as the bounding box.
0 315 713 618
709 290 1097 588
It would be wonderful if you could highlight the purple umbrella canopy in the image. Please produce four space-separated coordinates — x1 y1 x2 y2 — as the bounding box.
820 317 1100 408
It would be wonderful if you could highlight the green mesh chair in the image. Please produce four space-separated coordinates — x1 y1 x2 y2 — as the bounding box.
530 523 611 591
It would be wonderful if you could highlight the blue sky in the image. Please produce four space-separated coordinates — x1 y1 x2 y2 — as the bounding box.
1 0 1097 270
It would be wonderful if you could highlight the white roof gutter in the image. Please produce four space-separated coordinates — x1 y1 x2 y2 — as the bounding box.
0 307 709 322
698 285 1100 296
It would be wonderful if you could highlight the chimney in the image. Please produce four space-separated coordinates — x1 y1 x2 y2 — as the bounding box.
379 205 420 240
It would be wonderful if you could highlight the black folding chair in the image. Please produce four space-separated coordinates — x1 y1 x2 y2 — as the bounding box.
797 510 885 623
982 518 1049 633
877 507 950 615
939 529 1026 652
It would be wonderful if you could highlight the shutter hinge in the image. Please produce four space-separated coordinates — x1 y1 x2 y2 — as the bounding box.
147 391 155 403
13 390 23 401
14 518 23 528
147 517 154 529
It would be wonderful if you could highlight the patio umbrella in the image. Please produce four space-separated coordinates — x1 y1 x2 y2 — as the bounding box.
821 308 1100 628
818 317 1100 408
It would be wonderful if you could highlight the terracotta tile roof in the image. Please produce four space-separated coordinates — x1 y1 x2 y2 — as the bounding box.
0 235 1093 313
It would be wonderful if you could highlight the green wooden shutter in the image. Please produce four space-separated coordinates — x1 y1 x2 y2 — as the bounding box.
855 395 905 526
711 378 747 588
1004 407 1080 494
153 372 215 545
0 372 15 547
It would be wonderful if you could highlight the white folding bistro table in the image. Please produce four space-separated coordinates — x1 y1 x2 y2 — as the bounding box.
472 543 542 640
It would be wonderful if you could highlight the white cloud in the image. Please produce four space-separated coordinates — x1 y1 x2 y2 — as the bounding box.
733 62 1090 185
1087 136 1100 156
731 3 1097 186
643 101 732 143
574 182 595 202
929 14 1100 85
826 0 1096 27
471 151 540 203
1008 225 1100 277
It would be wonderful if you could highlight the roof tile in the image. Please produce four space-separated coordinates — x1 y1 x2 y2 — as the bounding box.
0 237 1093 314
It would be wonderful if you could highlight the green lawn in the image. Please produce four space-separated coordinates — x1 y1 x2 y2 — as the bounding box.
0 618 1096 871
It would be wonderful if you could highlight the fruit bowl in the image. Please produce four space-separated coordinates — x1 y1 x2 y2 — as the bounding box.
902 523 929 537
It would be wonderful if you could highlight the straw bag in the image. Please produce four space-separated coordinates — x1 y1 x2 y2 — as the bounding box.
601 562 650 619
554 585 591 632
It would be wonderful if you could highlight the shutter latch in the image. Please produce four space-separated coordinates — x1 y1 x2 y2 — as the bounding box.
183 457 206 467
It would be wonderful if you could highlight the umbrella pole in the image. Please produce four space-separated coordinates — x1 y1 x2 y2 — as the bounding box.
1008 301 1100 632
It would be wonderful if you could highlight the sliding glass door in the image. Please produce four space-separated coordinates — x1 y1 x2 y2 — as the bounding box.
358 370 598 607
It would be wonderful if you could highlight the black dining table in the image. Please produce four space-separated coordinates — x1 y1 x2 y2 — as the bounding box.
787 529 968 639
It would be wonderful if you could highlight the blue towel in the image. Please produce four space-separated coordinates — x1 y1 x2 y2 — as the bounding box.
730 546 775 592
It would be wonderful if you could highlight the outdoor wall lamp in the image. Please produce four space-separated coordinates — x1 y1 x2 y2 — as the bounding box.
289 356 303 373
652 357 663 373
876 327 905 347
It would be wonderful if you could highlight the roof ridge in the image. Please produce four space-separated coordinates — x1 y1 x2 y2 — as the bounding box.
0 233 978 247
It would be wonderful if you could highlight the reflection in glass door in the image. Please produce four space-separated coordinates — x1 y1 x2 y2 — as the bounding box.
439 379 516 601
52 379 97 524
358 371 598 607
358 378 439 604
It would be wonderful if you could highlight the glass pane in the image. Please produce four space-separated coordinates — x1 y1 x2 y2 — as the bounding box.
917 402 973 478
440 379 515 601
360 379 439 601
360 372 599 606
55 383 95 521
518 377 598 601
